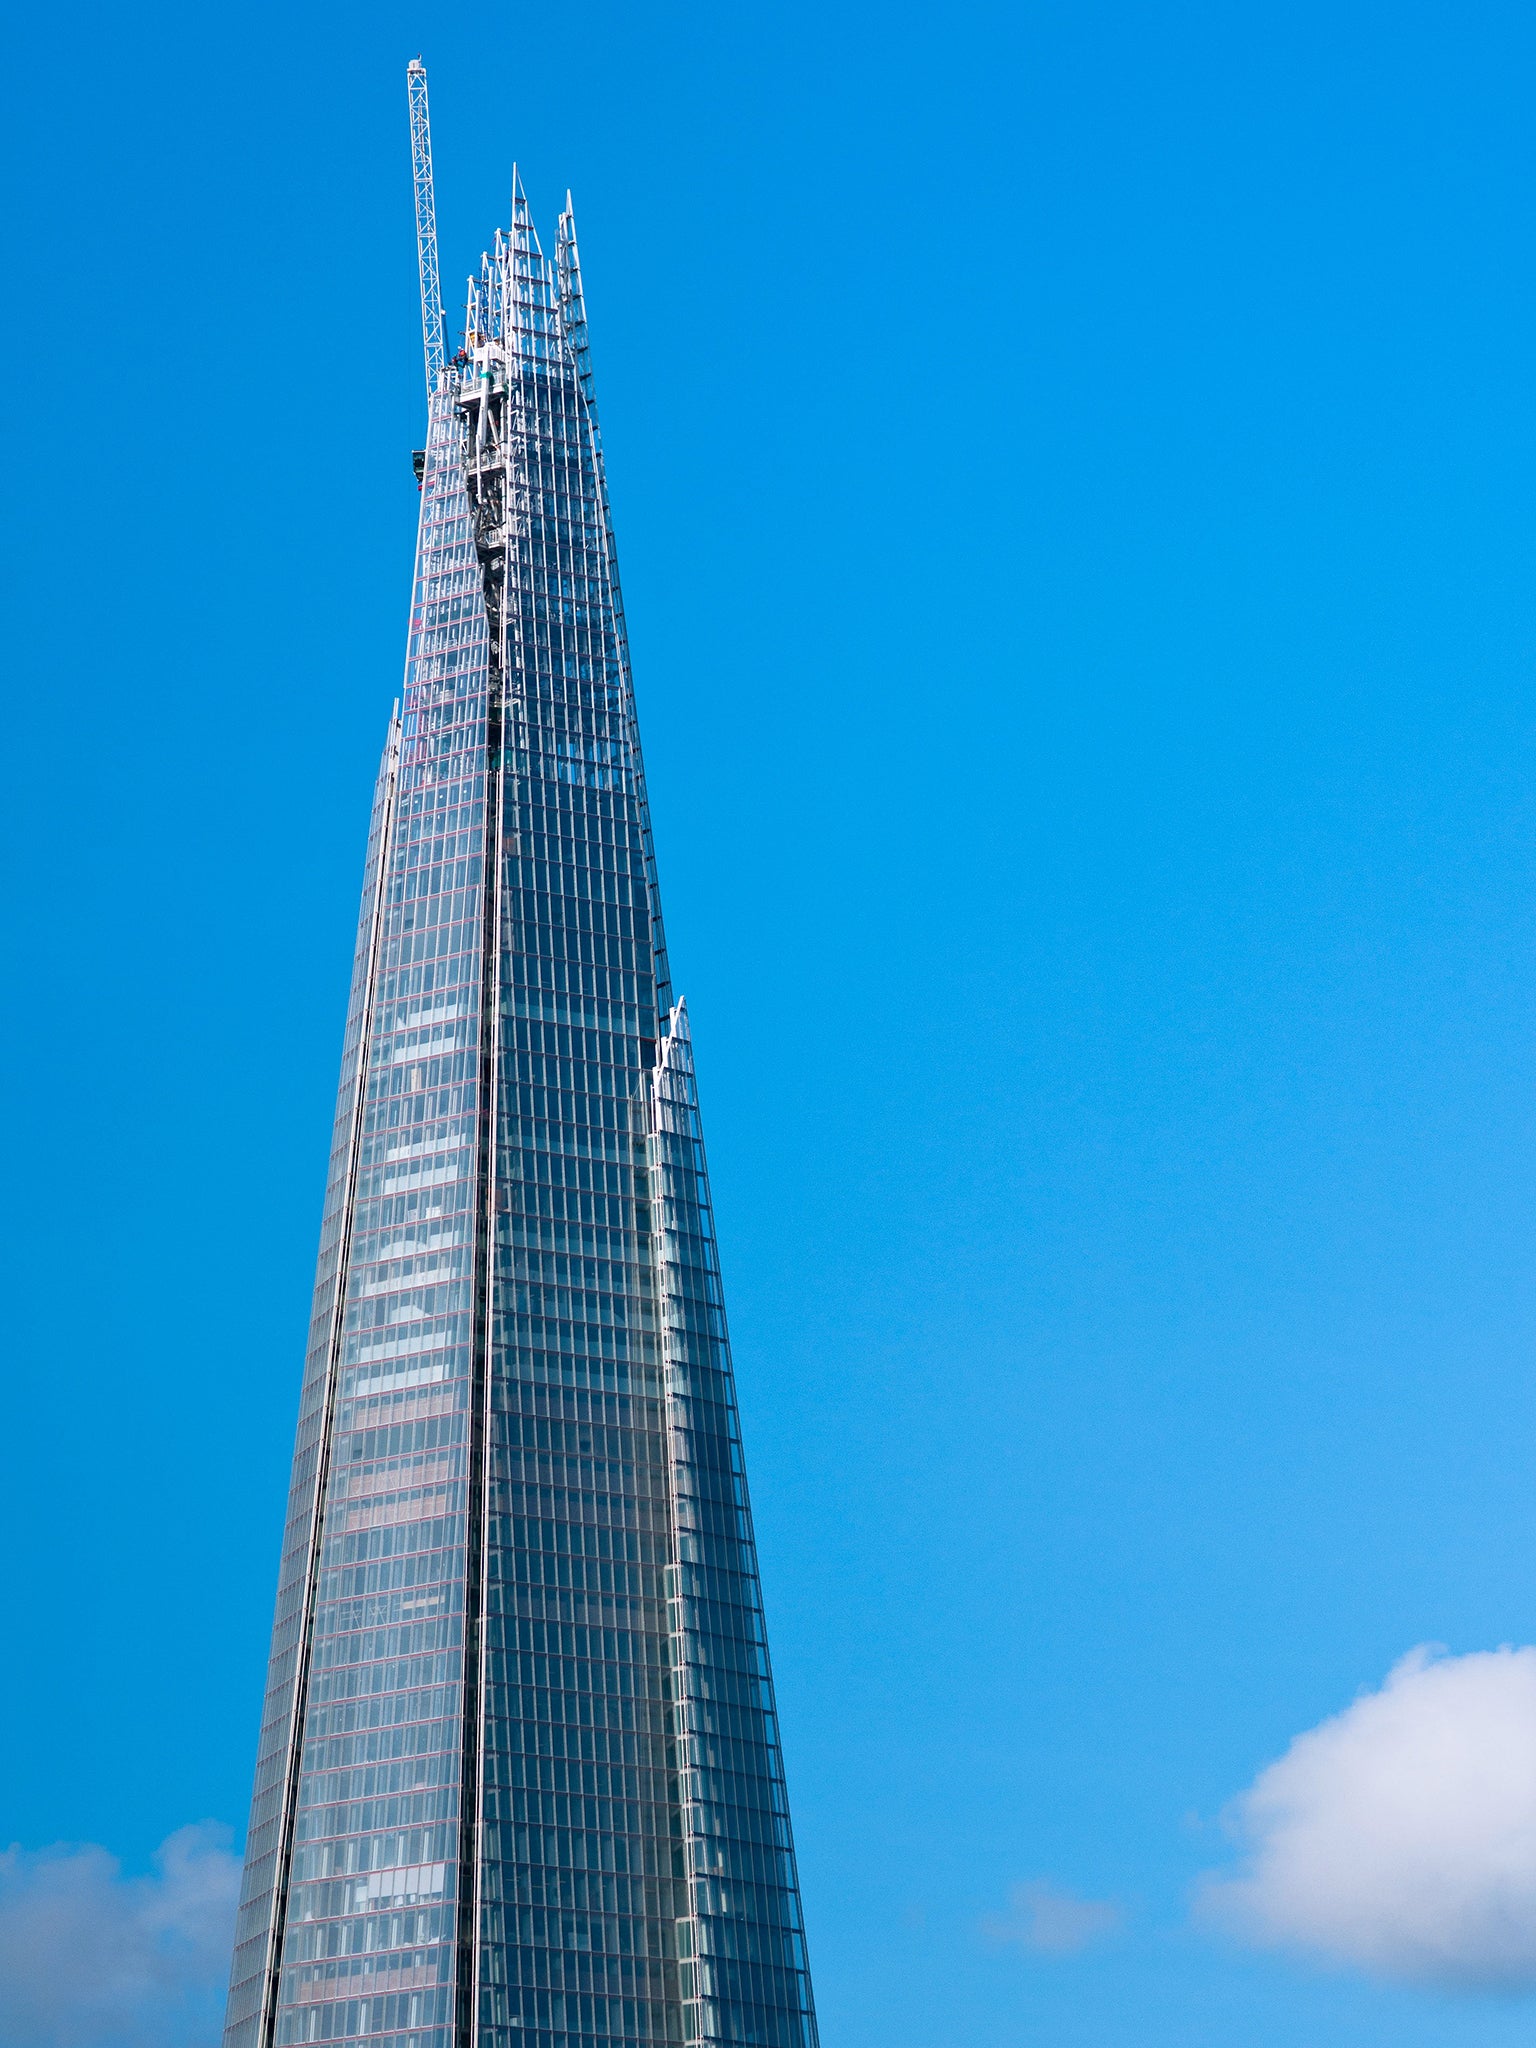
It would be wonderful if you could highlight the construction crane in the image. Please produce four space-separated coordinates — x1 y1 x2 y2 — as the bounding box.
407 59 447 393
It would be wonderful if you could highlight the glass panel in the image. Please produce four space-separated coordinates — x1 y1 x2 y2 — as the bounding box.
227 174 818 2048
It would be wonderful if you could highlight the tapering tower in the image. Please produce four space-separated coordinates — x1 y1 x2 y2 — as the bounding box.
223 64 819 2048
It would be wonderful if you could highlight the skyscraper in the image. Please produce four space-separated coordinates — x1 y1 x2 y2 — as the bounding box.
223 64 819 2048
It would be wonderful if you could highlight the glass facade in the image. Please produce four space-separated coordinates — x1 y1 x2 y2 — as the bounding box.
224 168 818 2048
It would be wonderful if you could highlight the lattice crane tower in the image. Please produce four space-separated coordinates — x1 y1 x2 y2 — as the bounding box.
408 58 447 388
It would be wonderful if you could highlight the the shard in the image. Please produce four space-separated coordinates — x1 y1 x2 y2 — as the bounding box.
223 62 819 2048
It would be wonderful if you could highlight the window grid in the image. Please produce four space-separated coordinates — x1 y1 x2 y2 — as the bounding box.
227 182 818 2048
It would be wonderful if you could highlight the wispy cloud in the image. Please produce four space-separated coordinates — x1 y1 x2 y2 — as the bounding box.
982 1879 1123 1956
0 1824 239 2048
1199 1645 1536 1992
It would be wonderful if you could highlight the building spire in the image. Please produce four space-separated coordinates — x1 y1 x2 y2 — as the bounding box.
224 88 818 2048
556 194 594 407
510 163 535 232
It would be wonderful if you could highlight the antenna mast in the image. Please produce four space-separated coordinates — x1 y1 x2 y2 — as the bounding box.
407 58 447 391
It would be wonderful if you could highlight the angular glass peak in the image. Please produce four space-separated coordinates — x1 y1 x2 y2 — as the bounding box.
225 178 818 2048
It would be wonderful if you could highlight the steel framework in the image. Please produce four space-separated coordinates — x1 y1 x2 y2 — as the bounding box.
408 58 447 390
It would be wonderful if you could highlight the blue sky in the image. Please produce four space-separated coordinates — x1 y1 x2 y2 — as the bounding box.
7 1 1536 2042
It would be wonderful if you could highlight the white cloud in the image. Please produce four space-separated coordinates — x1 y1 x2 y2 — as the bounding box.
982 1879 1123 1955
0 1824 239 2048
1201 1645 1536 1992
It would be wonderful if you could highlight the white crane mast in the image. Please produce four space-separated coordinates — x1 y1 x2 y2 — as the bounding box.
407 58 447 391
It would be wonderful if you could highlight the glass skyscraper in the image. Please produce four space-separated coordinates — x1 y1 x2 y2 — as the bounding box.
223 65 818 2048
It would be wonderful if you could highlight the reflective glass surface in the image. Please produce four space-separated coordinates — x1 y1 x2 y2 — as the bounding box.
227 184 817 2048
